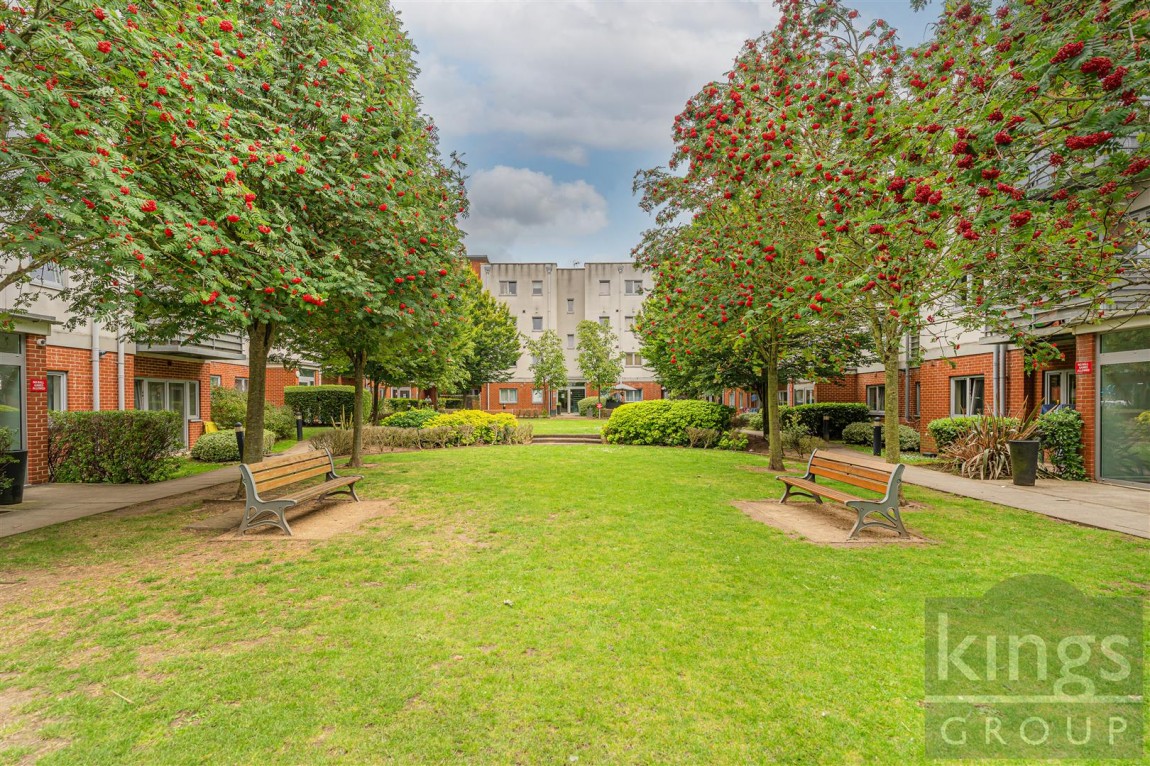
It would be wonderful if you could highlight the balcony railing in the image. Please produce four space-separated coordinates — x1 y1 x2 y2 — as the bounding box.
137 331 245 360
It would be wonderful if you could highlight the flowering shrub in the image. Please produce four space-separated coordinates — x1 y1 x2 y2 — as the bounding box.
426 410 518 445
49 412 182 483
381 409 441 429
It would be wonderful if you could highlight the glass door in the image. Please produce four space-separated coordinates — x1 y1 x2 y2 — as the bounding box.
1098 327 1150 485
0 333 24 450
168 383 187 446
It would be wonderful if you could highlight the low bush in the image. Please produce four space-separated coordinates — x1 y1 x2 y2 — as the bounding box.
842 421 921 451
577 396 609 417
1037 408 1086 480
426 410 518 445
309 414 531 456
685 427 720 449
717 430 749 451
601 400 734 447
285 385 370 426
263 404 296 440
513 408 545 419
746 411 764 431
928 416 1020 450
49 411 182 483
381 409 441 429
191 429 276 462
778 410 826 456
941 416 1039 480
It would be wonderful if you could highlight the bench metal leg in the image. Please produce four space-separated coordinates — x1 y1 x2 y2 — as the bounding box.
238 500 294 536
779 483 822 504
846 501 908 540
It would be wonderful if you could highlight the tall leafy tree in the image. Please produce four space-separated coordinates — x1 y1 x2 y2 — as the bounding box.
525 330 567 415
459 278 522 394
575 320 624 411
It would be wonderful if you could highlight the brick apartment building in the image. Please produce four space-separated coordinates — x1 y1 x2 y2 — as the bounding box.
0 265 323 484
469 256 664 414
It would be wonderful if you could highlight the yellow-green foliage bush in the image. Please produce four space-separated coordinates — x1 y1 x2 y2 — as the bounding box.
426 410 519 445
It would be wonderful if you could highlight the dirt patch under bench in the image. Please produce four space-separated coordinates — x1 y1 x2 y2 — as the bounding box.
732 499 932 547
195 499 398 542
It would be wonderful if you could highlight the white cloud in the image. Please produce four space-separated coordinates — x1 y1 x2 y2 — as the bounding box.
464 166 608 257
395 1 779 159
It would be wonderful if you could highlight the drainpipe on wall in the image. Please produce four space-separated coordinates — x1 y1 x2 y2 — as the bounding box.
905 334 912 419
90 320 101 411
990 343 1000 417
117 336 126 410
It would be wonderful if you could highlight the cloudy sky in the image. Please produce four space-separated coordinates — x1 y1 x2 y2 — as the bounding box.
392 1 937 266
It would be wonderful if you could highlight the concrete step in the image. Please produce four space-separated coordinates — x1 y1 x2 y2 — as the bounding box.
532 434 602 444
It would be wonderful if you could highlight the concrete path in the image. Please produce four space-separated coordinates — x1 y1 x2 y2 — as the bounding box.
829 449 1150 539
0 465 240 539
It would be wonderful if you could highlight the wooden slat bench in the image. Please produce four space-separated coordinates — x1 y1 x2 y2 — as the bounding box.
238 449 362 536
779 449 908 539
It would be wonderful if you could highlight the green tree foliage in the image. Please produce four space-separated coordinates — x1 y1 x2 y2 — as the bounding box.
525 330 567 413
575 320 624 406
461 283 522 392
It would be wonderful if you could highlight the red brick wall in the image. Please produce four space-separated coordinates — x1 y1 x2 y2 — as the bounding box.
204 362 300 406
1075 333 1097 479
815 375 859 404
26 335 48 484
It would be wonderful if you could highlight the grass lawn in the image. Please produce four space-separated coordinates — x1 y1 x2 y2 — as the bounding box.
0 445 1145 763
167 428 332 480
528 417 604 435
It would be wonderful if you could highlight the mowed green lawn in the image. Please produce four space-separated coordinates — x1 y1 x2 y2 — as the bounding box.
527 417 604 435
0 445 1146 764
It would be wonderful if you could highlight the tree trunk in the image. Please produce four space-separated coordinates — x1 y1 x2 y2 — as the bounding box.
349 349 366 468
765 347 784 472
883 342 901 464
369 379 381 425
242 320 276 465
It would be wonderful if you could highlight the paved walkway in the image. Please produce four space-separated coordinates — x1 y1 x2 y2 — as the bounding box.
830 449 1149 539
0 465 240 539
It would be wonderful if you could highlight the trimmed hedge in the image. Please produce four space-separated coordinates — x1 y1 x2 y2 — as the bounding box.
191 429 277 462
602 400 736 447
842 421 921 451
48 411 182 483
381 409 441 429
784 402 871 438
285 385 370 426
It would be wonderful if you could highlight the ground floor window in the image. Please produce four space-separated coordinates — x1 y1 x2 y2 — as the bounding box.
950 376 984 417
391 387 411 399
209 375 222 388
298 368 318 386
0 333 24 449
866 384 885 413
1043 369 1076 411
134 378 201 445
499 388 518 405
532 389 543 405
234 377 248 393
912 381 921 418
793 388 814 406
47 372 67 412
623 389 643 402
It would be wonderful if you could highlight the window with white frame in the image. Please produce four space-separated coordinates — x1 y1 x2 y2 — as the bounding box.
950 376 985 416
209 375 222 388
134 378 199 419
624 315 635 332
793 388 814 406
499 388 518 405
531 389 543 405
235 377 249 393
531 316 543 332
532 280 543 296
599 280 611 296
499 280 517 296
777 390 789 405
1043 370 1076 409
623 389 643 402
567 334 575 349
566 298 575 314
391 387 412 399
31 262 65 288
624 280 643 295
866 384 885 412
47 371 67 411
298 368 318 386
599 316 610 327
624 352 644 367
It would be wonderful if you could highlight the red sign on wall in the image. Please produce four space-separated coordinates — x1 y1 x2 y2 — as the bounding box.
28 378 47 393
1074 361 1093 375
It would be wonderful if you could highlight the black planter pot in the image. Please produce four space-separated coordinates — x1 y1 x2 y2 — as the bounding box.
0 449 28 505
1008 440 1040 487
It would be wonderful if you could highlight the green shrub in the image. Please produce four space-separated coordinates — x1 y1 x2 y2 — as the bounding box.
717 430 749 451
1037 408 1086 480
746 411 764 431
601 400 734 447
928 416 1020 450
426 410 518 445
577 396 610 417
48 411 182 483
784 403 871 438
191 429 276 462
263 404 296 440
381 409 441 429
209 385 247 429
842 421 921 451
311 414 528 456
285 385 370 425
